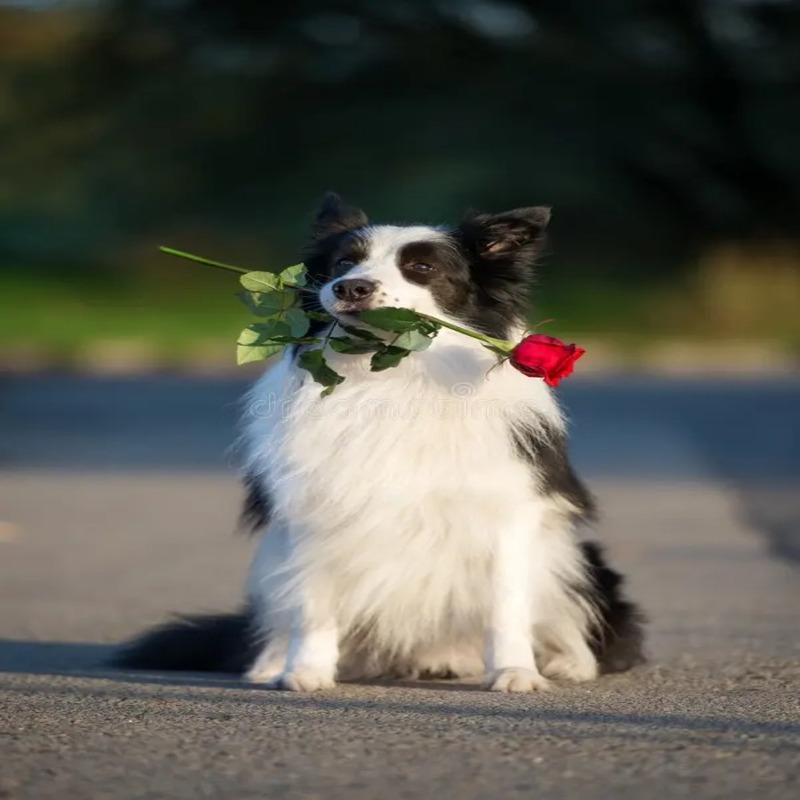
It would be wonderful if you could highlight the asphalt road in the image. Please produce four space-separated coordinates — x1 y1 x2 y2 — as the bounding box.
1 373 799 800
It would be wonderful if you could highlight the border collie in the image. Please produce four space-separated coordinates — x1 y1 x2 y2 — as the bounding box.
116 193 644 692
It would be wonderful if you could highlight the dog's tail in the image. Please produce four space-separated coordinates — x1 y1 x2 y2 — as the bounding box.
580 541 647 674
111 610 257 673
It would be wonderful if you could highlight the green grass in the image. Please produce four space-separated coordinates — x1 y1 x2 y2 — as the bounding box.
1 265 795 368
0 272 646 348
0 271 247 362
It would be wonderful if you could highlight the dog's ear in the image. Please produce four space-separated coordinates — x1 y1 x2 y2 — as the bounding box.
459 206 551 259
312 192 369 239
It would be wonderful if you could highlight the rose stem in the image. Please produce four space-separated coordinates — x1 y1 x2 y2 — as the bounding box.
160 246 249 274
159 246 316 293
417 313 514 353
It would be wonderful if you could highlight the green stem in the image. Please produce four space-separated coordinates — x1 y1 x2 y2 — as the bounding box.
160 246 316 293
417 313 514 353
160 246 249 274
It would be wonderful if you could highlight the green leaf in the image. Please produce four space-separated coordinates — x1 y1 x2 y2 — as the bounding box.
279 262 308 287
358 307 426 332
328 337 380 354
392 329 435 351
416 319 441 336
340 324 383 341
285 307 311 337
236 325 285 365
237 343 284 365
240 271 283 292
370 345 412 372
242 320 293 342
237 289 297 316
297 349 345 393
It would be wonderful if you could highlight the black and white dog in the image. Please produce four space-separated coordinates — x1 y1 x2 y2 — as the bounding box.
117 193 644 692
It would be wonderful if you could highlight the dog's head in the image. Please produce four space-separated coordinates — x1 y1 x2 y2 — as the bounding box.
303 193 550 339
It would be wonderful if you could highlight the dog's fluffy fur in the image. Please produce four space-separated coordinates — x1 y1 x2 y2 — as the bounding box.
115 194 645 692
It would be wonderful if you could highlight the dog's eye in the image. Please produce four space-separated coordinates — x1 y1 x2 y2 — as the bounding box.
410 262 435 274
333 257 356 276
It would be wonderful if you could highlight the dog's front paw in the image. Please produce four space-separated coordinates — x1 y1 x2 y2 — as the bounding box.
540 652 599 683
485 667 550 693
268 669 336 692
245 651 287 685
245 663 284 685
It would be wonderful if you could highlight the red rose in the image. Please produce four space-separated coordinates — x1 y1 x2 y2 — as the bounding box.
509 334 585 387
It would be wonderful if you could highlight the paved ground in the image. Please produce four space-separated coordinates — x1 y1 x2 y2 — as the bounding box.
0 374 799 799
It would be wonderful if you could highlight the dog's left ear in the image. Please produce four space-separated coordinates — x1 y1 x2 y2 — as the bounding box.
312 191 369 240
459 206 551 259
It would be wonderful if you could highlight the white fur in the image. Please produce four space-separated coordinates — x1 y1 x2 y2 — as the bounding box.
319 225 454 320
240 225 599 691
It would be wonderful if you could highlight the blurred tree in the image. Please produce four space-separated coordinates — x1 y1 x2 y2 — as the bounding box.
1 0 798 271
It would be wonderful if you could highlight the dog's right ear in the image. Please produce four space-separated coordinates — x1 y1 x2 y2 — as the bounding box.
458 206 551 260
312 192 369 239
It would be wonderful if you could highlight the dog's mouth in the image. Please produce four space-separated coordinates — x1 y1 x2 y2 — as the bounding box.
321 303 372 326
320 291 378 322
333 301 374 317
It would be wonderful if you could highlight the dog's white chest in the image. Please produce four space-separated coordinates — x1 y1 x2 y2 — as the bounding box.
271 351 533 521
244 343 561 650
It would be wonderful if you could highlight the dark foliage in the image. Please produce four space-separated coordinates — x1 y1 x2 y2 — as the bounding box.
2 1 799 270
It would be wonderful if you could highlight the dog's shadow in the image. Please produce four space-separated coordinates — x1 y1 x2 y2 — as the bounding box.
0 638 482 692
0 639 221 689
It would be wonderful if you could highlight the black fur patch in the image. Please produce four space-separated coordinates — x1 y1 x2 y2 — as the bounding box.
304 228 370 285
239 474 272 534
111 610 257 673
460 206 550 259
511 421 597 522
453 206 550 337
301 194 371 333
579 541 647 674
396 239 473 317
312 191 368 240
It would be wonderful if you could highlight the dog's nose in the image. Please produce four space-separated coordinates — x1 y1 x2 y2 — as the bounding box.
333 278 377 304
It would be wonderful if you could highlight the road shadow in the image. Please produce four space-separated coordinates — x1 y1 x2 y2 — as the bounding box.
0 639 243 689
2 647 798 748
0 638 482 692
4 639 799 749
0 638 638 696
0 639 115 673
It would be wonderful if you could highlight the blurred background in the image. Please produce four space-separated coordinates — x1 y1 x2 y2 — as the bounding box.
1 6 800 793
2 0 800 370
